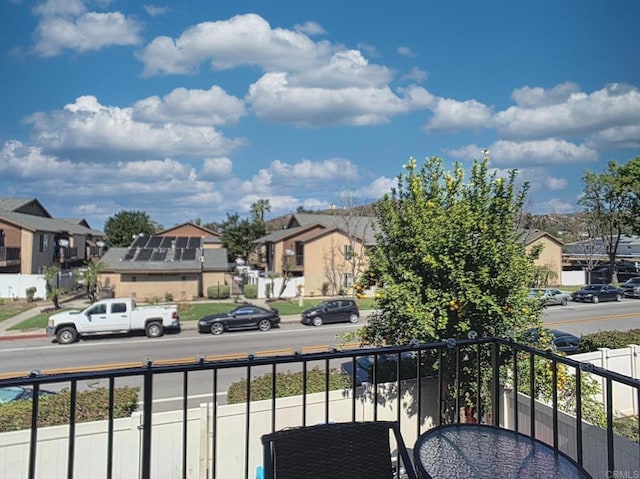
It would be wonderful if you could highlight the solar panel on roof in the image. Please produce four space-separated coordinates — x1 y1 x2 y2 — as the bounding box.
131 235 149 248
175 237 188 248
151 250 167 261
123 248 136 260
187 237 202 249
159 236 175 248
135 248 153 261
147 236 162 248
182 248 197 261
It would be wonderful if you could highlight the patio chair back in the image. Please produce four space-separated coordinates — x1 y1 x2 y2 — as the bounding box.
261 421 417 479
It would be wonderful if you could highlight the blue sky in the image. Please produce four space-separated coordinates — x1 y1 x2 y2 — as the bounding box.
1 0 639 231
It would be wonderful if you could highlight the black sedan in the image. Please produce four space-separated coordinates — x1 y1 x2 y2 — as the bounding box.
571 284 624 304
522 328 581 354
198 304 280 335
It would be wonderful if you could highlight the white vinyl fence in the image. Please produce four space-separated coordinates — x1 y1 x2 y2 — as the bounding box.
0 272 78 300
1 378 637 479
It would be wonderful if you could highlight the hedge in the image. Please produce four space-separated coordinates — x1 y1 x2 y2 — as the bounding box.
207 284 230 299
227 367 350 404
0 386 139 432
243 284 258 299
578 329 640 353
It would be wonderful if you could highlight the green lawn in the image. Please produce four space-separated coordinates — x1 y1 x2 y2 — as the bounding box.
0 305 31 323
8 309 72 331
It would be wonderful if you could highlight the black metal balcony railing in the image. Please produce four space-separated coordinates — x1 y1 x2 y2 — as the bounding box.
56 247 78 260
0 246 20 262
0 338 638 479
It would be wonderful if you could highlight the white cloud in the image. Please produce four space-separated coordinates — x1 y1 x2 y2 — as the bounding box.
33 0 142 56
402 67 428 82
247 73 433 126
494 83 640 141
545 177 568 191
144 5 168 16
424 98 493 133
535 198 576 214
293 21 326 35
270 158 358 181
362 176 395 199
485 139 598 167
132 86 246 126
26 95 246 159
397 46 415 57
137 13 332 76
586 124 640 150
511 82 580 108
201 157 233 179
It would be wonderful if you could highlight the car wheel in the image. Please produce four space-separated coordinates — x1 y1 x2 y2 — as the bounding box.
210 322 224 335
145 321 164 338
561 298 568 306
312 317 323 327
349 313 359 323
616 294 623 302
592 296 599 304
258 319 272 332
56 326 78 345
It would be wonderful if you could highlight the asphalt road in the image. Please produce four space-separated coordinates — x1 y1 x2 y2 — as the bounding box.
1 300 638 410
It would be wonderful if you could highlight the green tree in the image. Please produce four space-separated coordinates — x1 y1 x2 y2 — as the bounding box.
43 265 61 309
618 156 640 235
104 210 157 247
578 160 635 283
81 261 104 303
250 198 271 223
360 155 541 346
219 213 266 264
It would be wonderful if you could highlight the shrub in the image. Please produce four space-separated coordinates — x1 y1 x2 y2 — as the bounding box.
578 329 640 353
25 287 37 303
321 282 330 296
227 367 350 404
243 284 258 299
0 386 139 432
164 292 173 302
207 284 230 299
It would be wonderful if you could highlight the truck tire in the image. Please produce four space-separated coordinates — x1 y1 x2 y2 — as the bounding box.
145 321 164 338
56 326 78 345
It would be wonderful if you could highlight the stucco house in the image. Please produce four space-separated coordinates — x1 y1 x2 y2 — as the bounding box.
0 197 105 274
254 213 377 296
521 228 564 285
98 231 232 301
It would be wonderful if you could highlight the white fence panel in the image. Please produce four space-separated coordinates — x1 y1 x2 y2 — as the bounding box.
561 270 585 286
0 274 46 299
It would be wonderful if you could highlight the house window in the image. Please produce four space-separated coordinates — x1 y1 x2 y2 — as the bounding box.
344 244 354 259
181 275 186 281
295 242 304 266
131 276 137 282
39 235 45 252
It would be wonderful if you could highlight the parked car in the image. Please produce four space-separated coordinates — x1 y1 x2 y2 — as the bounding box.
198 304 280 335
340 353 421 386
522 328 581 354
528 288 572 306
300 300 359 326
620 277 640 298
571 284 624 304
0 386 56 404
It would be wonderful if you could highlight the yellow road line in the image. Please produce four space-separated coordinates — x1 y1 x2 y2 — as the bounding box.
545 312 639 327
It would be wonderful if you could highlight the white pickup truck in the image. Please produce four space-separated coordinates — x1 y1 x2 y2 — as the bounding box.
46 298 181 344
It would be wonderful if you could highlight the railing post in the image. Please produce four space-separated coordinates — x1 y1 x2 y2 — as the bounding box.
492 342 500 426
140 361 153 479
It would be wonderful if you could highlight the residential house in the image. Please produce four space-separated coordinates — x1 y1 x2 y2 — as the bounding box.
0 197 105 274
98 232 232 302
254 213 377 295
157 222 223 249
521 229 564 285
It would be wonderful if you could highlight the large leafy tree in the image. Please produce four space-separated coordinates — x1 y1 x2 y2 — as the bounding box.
359 155 541 347
578 160 636 284
104 210 157 247
219 213 266 264
618 156 640 235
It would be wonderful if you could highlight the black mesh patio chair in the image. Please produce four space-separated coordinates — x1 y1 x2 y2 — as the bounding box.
261 420 418 479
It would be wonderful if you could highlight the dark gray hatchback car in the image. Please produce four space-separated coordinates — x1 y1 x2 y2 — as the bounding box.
301 300 360 326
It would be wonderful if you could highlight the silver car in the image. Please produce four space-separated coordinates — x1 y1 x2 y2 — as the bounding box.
529 288 572 306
